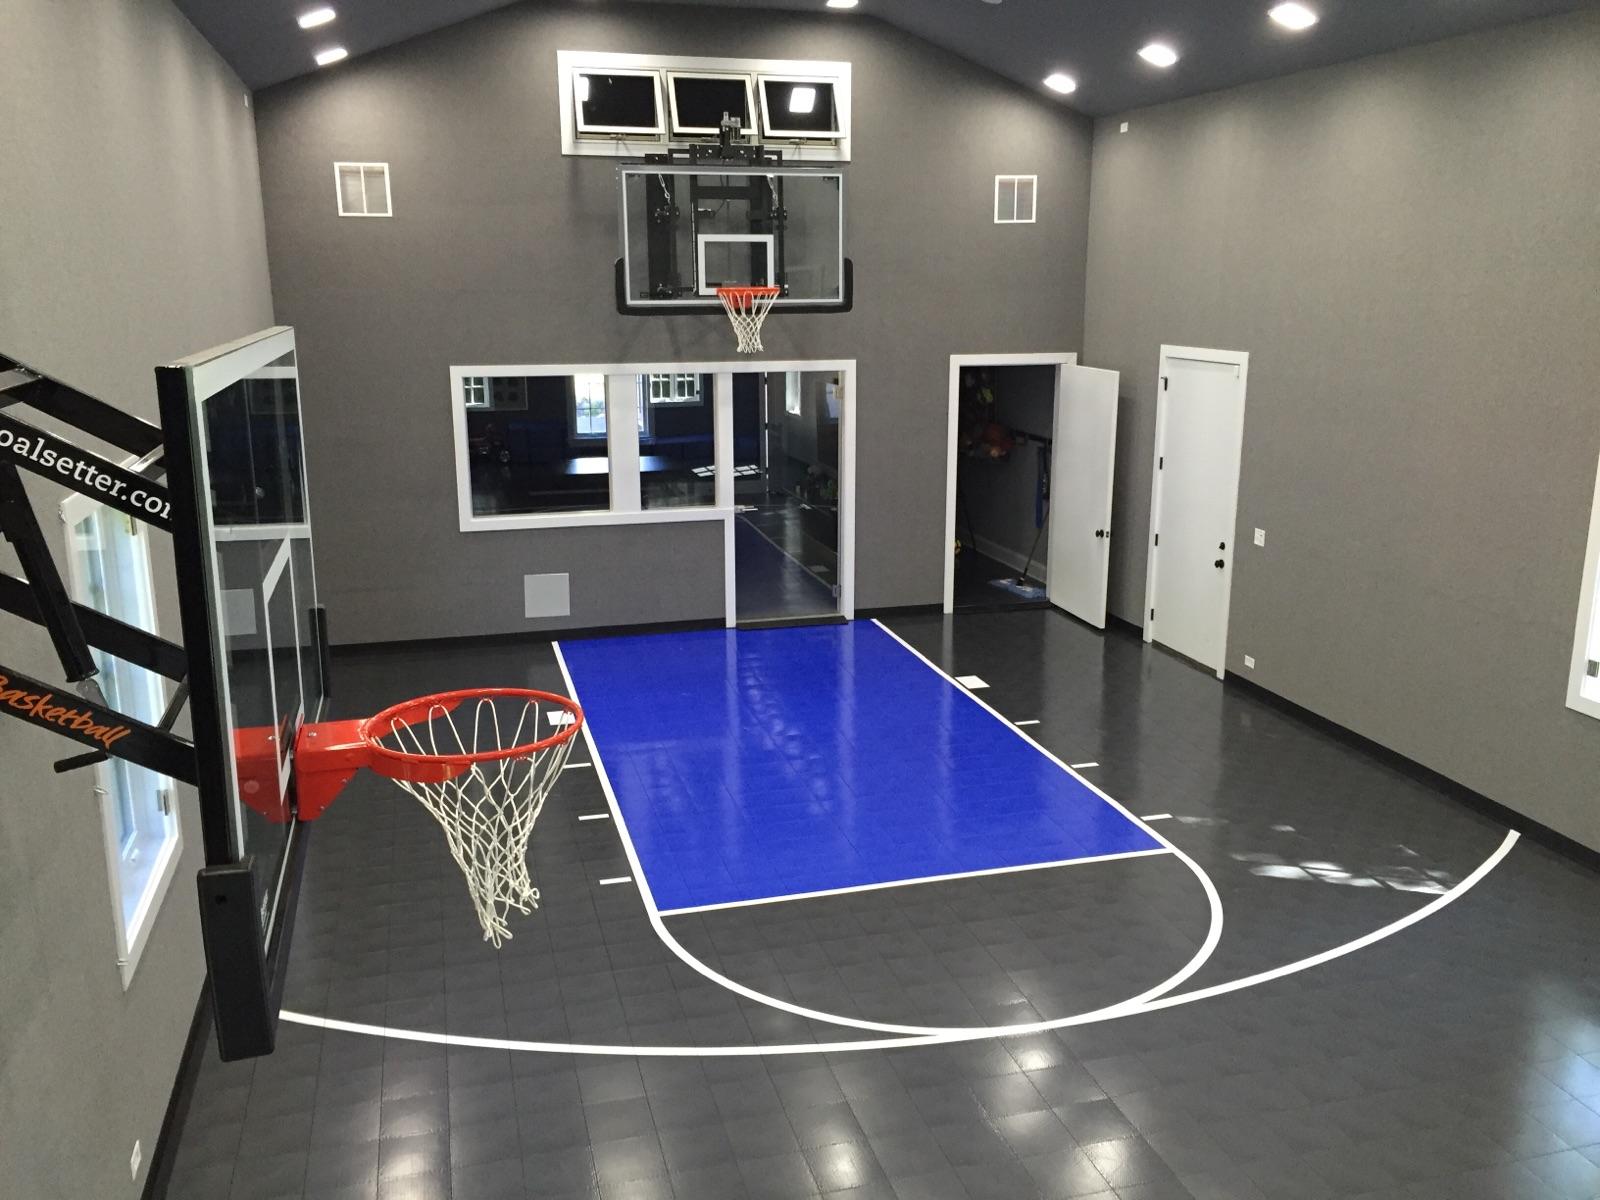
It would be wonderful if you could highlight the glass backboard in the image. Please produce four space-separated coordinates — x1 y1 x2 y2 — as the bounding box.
619 164 846 308
157 326 325 1058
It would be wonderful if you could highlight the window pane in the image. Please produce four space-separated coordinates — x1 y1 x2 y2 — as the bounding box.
761 79 840 135
640 373 715 510
671 75 752 133
466 375 610 515
577 72 660 132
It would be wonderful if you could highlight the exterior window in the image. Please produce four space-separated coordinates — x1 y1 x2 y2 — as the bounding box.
574 374 608 438
648 373 702 405
62 504 180 986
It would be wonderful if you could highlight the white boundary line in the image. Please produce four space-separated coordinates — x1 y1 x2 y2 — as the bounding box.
549 628 1224 1038
277 827 1518 1057
277 626 1521 1057
657 848 1172 916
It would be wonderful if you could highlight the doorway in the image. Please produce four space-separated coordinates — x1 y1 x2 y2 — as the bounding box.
731 369 845 625
952 365 1055 612
944 353 1121 628
1142 344 1249 678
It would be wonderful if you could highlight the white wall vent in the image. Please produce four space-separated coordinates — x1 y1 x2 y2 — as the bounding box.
994 175 1037 224
335 162 392 217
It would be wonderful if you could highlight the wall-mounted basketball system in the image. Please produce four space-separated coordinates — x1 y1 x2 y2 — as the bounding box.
615 117 854 322
2 338 586 1062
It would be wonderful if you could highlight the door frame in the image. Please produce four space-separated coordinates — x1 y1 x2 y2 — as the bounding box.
720 359 856 627
1142 344 1250 679
943 352 1078 613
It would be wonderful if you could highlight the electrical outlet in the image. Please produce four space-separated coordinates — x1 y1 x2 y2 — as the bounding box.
1120 121 1129 133
130 1141 142 1181
1244 655 1256 669
1253 528 1265 547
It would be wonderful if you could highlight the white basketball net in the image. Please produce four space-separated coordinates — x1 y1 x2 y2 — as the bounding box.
374 697 578 946
717 286 781 354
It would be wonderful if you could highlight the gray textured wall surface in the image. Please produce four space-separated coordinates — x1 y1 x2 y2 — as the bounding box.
0 1 273 1196
1083 10 1600 849
252 0 1092 643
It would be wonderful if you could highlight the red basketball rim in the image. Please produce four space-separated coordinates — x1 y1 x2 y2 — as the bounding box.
359 686 584 768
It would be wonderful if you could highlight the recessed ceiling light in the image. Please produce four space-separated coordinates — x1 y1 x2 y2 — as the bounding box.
297 7 336 29
788 86 818 114
313 46 348 67
825 0 860 9
1138 42 1179 68
1043 73 1078 95
1269 3 1318 31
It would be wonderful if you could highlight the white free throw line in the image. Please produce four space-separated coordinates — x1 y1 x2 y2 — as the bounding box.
277 823 1518 1058
657 848 1172 917
1142 813 1173 822
598 876 633 886
563 761 593 771
1070 761 1099 769
578 813 612 822
1014 719 1041 727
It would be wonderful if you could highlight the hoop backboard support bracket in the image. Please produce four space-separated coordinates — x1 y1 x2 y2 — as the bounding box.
614 256 854 316
0 351 195 783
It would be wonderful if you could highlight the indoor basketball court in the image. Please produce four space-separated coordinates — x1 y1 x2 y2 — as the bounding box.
5 3 1600 1200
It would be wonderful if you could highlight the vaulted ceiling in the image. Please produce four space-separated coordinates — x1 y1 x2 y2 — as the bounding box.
176 0 1598 115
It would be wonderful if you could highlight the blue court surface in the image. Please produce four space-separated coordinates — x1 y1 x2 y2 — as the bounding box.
558 622 1164 913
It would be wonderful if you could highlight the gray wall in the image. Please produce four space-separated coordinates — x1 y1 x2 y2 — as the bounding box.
960 364 1056 569
0 2 273 1195
252 0 1093 643
1083 10 1600 850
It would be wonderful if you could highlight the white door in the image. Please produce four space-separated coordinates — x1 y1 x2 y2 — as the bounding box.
1144 347 1248 677
1047 365 1120 627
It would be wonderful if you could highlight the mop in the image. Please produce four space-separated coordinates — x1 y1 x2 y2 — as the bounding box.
990 443 1049 601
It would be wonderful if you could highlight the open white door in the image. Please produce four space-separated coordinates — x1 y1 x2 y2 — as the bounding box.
1047 365 1120 627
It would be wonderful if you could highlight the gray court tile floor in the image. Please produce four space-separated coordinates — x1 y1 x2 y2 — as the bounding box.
164 610 1600 1200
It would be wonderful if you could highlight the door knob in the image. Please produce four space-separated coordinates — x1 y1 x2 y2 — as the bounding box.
1214 559 1225 569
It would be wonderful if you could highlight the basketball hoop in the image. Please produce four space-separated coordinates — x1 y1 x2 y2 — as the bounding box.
295 688 584 946
717 285 782 354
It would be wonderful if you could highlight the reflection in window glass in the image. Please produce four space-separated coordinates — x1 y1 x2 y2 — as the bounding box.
465 375 611 515
640 373 715 510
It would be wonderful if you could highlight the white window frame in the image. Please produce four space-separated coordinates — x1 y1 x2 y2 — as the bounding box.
558 51 851 162
994 175 1038 224
647 373 703 406
758 74 845 140
572 67 666 136
333 161 392 217
666 71 757 137
448 360 859 625
1567 452 1600 720
58 486 182 989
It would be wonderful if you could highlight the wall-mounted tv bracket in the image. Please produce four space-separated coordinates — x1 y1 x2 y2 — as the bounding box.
0 353 196 785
